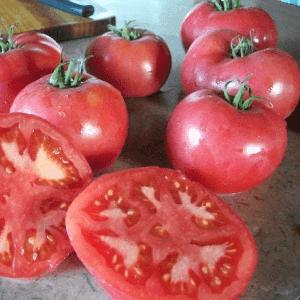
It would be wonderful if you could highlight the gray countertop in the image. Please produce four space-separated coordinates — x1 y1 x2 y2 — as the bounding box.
1 0 300 299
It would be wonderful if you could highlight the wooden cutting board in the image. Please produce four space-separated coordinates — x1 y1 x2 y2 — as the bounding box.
0 0 116 42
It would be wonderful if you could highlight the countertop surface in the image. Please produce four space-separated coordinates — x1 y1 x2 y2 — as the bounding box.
1 0 300 299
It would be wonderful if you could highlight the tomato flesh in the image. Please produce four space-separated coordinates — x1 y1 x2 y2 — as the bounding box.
66 167 258 300
0 113 93 278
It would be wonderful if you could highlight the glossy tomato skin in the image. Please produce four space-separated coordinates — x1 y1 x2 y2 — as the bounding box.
66 166 258 300
165 90 287 194
0 32 65 113
180 1 278 52
10 73 129 174
85 29 172 98
0 113 93 278
181 29 300 119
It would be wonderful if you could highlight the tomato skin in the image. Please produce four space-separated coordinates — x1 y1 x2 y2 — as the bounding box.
165 90 287 194
10 73 129 174
181 29 300 119
180 1 278 52
66 167 258 300
85 29 172 98
0 32 65 113
0 112 93 278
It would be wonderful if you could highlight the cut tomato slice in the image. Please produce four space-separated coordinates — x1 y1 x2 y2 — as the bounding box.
0 113 93 278
66 167 258 300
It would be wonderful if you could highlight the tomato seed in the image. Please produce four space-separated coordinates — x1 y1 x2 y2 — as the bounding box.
112 254 118 264
174 181 180 189
201 266 209 274
94 200 102 206
213 276 222 286
163 273 170 282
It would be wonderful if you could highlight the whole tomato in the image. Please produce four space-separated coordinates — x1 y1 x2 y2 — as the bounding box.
66 166 258 300
0 24 65 112
180 0 278 52
166 79 288 194
85 21 172 98
181 29 300 119
10 60 129 175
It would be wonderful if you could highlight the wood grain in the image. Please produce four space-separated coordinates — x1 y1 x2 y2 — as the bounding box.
0 0 115 41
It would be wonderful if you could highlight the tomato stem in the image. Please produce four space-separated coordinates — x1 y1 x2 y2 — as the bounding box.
0 23 19 53
49 52 86 89
108 21 140 40
212 0 241 11
223 75 263 110
231 36 254 58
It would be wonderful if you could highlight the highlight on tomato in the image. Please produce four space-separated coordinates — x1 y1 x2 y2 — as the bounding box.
10 56 129 175
66 166 258 300
0 113 93 278
166 76 288 194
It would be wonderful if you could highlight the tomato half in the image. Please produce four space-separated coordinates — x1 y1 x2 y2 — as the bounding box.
66 167 258 300
0 113 93 278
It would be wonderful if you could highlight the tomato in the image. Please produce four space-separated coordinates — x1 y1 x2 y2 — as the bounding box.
181 29 300 119
165 87 288 194
66 166 258 300
10 60 129 174
0 113 93 278
85 21 172 98
180 1 278 52
0 26 65 113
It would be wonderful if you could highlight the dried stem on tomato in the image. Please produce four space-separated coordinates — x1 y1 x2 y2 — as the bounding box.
230 35 254 58
48 52 89 88
108 21 140 41
223 75 265 110
0 23 19 53
212 0 242 11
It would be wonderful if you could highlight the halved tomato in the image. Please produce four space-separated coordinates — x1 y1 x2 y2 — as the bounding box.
66 167 258 300
0 113 93 278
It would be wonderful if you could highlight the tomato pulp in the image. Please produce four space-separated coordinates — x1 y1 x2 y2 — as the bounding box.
0 113 93 278
66 167 258 300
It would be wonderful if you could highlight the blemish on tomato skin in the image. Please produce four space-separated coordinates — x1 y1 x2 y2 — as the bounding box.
86 92 103 107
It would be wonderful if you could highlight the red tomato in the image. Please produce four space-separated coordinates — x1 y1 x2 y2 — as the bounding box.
181 29 300 119
66 166 258 300
10 62 129 174
0 113 93 278
0 28 65 113
85 22 172 98
180 1 278 52
165 89 288 194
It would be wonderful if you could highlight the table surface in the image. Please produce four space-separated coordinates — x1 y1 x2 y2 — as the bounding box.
1 1 300 299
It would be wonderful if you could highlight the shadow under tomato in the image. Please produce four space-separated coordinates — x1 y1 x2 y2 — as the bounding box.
287 101 300 133
118 93 173 169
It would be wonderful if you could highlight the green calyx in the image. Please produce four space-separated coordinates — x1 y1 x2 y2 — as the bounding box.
49 53 86 89
108 21 140 41
212 0 241 11
231 36 254 58
223 75 263 110
0 23 19 53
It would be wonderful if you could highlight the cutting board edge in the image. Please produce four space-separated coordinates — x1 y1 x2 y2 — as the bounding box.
32 15 116 42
